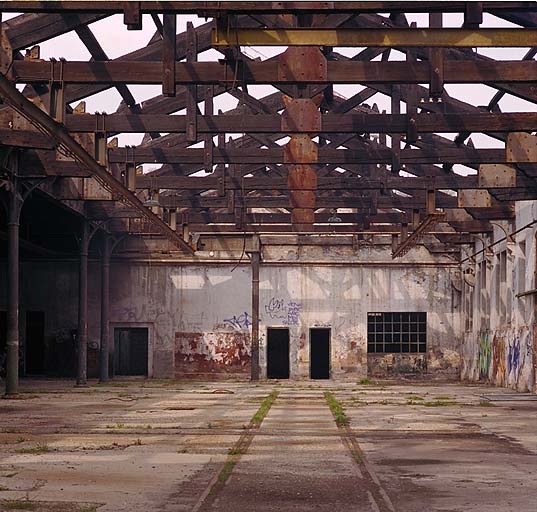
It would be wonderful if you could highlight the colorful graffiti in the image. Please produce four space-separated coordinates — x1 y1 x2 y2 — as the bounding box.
264 297 302 325
492 335 506 385
474 328 534 391
478 332 491 379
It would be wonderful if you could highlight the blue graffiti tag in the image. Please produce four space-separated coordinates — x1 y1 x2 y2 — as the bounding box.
224 312 252 330
264 297 302 325
507 337 521 375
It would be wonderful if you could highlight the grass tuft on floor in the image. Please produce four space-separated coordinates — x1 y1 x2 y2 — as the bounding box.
15 444 50 455
423 399 458 407
251 390 279 427
324 391 350 427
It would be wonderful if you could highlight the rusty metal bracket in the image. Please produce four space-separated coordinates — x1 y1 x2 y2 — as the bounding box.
204 85 214 171
464 2 483 28
407 114 418 144
429 48 444 100
392 211 445 258
124 2 142 30
48 59 65 123
186 21 198 142
162 14 177 97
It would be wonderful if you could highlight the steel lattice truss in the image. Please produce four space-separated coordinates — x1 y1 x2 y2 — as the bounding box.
2 1 537 257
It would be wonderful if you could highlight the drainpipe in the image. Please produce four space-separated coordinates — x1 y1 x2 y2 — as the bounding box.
5 175 22 396
76 220 89 387
99 234 111 383
250 235 260 381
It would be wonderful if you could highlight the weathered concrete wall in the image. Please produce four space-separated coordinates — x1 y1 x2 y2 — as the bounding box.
2 242 461 380
461 201 537 392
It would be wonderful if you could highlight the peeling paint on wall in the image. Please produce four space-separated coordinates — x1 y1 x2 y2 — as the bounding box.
175 331 250 377
368 354 427 378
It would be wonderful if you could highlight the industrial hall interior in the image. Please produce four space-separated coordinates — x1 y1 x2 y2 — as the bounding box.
1 2 537 511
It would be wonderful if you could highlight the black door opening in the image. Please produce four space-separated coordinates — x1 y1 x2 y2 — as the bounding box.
25 311 45 375
0 311 6 378
310 328 330 379
113 328 148 376
267 328 290 379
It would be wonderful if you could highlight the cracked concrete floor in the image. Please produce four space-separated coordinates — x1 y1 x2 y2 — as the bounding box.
0 379 536 511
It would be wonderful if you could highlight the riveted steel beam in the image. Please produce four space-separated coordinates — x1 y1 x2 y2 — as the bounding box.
212 27 537 47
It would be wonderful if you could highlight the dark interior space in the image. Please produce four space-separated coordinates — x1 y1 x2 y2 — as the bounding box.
310 328 330 379
25 311 45 375
114 327 149 376
0 311 6 377
267 328 290 379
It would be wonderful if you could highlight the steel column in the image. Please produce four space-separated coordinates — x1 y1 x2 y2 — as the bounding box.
250 236 260 381
5 178 22 396
76 220 89 386
99 235 111 383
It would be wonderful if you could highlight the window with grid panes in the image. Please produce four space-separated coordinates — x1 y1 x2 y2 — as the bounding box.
367 312 427 353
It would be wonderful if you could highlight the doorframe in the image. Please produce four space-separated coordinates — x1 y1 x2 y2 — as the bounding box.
309 327 331 379
266 326 290 379
110 323 154 378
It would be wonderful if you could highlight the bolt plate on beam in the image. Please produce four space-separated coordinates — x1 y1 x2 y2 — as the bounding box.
506 132 537 163
281 98 322 134
478 164 516 188
278 47 327 83
458 189 492 208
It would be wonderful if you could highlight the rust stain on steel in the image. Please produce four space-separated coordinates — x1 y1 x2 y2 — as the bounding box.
281 97 322 133
284 136 318 164
280 47 326 231
278 47 327 84
175 331 250 376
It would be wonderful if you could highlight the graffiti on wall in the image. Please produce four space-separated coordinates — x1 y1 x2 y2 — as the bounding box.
507 336 520 377
264 297 302 325
223 312 252 330
478 328 534 390
478 332 491 379
492 335 506 384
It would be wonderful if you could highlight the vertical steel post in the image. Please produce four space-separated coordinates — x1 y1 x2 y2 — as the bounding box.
5 179 21 396
250 236 260 381
99 235 111 383
76 220 89 386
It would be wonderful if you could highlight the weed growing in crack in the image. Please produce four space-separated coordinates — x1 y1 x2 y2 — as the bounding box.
15 444 50 455
324 391 350 427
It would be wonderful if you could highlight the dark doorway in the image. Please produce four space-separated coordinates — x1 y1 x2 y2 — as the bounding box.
0 311 6 377
114 327 148 376
310 328 330 379
25 311 45 375
267 328 290 379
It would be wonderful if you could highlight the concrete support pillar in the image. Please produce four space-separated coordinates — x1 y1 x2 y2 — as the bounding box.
99 235 111 383
5 183 22 396
76 220 89 387
250 236 260 381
